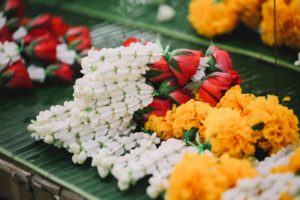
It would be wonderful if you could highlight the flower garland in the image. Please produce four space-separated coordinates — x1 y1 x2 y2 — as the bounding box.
28 38 300 199
0 0 92 89
188 0 300 49
145 85 299 158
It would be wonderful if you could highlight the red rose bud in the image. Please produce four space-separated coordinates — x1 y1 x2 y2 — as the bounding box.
213 47 233 72
122 37 141 47
5 0 25 17
158 78 179 98
51 16 69 37
146 56 173 83
47 64 74 83
25 35 58 62
30 14 51 29
144 97 171 120
229 69 242 85
169 88 192 105
66 26 91 51
2 60 33 89
168 49 202 86
198 71 240 106
0 26 13 42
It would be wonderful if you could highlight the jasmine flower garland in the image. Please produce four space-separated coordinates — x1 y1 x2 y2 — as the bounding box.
256 144 299 175
28 42 163 165
222 173 300 200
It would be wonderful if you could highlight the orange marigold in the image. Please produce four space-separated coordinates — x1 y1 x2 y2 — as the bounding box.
144 115 173 140
204 107 256 158
188 0 239 38
261 0 300 49
167 153 257 200
244 95 299 154
217 85 256 113
145 100 212 140
228 0 267 28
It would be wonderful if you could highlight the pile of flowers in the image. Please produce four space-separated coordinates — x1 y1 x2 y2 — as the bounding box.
188 0 300 49
28 38 300 199
0 0 91 90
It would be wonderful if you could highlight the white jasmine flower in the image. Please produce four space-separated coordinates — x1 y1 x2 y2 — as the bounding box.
192 57 209 81
3 41 20 61
56 43 76 65
12 26 27 41
295 52 300 66
0 12 6 29
77 151 87 164
27 65 46 83
0 41 21 70
156 4 175 22
0 52 9 71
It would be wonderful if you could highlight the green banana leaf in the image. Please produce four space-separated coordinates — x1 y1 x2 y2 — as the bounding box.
0 1 300 200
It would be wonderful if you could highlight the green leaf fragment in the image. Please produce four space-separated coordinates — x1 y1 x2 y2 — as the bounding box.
252 122 265 131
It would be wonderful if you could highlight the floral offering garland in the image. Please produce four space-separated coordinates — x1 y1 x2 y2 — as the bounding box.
28 38 300 199
188 0 300 49
0 0 92 90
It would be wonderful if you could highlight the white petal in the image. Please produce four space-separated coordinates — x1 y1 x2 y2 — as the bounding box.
27 65 46 83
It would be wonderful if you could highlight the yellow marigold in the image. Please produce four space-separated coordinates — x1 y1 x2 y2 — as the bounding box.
167 154 229 200
232 0 267 28
167 153 257 200
188 0 239 38
244 95 299 154
145 100 213 140
171 100 213 138
272 147 300 174
219 154 258 187
217 85 256 113
204 107 256 158
261 0 300 49
144 115 173 140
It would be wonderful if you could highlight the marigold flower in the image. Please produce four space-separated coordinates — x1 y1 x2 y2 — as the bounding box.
204 107 256 158
188 0 239 38
145 100 213 140
244 95 299 153
167 153 257 200
229 0 267 28
217 85 256 112
144 115 174 140
261 0 300 49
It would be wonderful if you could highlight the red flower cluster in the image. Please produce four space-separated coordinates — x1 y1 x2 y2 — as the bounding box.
122 38 241 120
0 0 92 90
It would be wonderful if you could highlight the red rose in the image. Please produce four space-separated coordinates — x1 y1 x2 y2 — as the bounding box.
147 57 173 83
26 35 58 62
169 88 192 105
0 26 13 42
51 16 69 37
5 0 25 17
24 15 52 44
144 97 171 120
168 49 203 86
19 18 30 26
24 28 49 44
66 26 91 51
122 37 141 47
198 71 241 106
52 64 74 83
30 14 51 29
213 47 233 72
2 60 33 89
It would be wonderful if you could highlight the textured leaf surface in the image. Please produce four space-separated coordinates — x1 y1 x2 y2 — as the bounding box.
0 1 300 200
